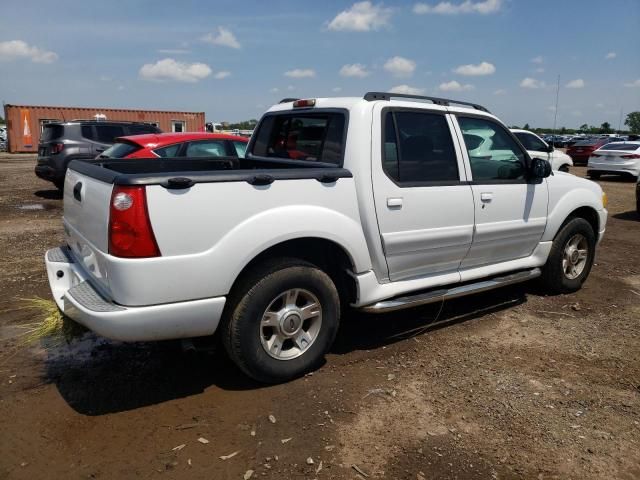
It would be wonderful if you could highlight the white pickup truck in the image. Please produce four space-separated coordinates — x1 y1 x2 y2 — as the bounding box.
45 92 607 383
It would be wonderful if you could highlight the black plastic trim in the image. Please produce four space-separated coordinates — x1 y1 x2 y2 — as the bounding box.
365 91 490 113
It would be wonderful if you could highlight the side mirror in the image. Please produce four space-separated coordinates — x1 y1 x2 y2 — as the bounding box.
545 143 555 153
530 157 552 178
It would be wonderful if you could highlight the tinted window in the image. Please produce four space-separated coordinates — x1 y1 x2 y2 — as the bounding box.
154 144 181 157
458 117 526 181
514 132 548 151
99 142 141 158
128 124 160 135
81 125 95 140
95 125 125 143
233 140 247 158
383 111 459 184
185 140 226 157
600 142 640 151
251 112 345 164
40 124 64 142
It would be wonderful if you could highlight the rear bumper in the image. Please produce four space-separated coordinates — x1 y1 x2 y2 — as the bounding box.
587 161 639 177
45 246 225 342
35 164 64 182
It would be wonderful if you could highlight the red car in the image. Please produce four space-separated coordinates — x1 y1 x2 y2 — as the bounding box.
98 132 249 159
566 138 610 165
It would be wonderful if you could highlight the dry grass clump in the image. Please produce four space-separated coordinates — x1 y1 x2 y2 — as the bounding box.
16 297 87 345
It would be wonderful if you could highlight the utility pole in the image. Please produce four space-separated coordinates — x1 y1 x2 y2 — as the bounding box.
552 75 560 135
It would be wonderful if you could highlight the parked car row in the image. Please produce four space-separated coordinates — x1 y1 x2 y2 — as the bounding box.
510 129 573 172
34 120 248 189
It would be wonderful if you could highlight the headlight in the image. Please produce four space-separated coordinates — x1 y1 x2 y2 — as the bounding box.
602 192 608 209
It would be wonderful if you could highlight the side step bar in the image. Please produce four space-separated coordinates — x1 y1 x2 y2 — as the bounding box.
361 268 541 313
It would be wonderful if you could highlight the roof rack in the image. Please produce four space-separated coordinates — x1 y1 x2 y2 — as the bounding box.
363 92 490 113
279 98 300 104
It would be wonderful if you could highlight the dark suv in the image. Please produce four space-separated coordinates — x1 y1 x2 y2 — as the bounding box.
35 121 162 189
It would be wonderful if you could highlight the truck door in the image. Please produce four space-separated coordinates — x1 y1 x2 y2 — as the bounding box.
453 115 548 272
372 105 475 282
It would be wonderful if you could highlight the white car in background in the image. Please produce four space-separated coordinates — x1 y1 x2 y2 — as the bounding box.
587 141 640 179
511 129 573 172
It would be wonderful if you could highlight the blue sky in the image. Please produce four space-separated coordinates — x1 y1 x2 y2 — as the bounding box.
1 0 639 128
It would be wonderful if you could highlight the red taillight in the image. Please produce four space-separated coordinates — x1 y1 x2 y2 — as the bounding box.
621 154 640 159
51 143 64 154
109 186 160 258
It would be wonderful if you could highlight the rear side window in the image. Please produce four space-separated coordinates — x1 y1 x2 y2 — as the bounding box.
128 124 161 135
40 124 64 142
100 142 141 158
95 125 125 143
154 144 181 157
81 125 95 140
251 112 346 164
513 132 548 151
383 110 459 184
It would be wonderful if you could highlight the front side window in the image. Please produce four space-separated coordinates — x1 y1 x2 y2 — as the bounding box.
458 117 526 181
382 110 459 184
514 132 548 152
251 112 346 164
185 140 226 157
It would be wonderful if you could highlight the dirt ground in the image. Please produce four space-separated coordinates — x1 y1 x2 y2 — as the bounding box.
0 154 638 480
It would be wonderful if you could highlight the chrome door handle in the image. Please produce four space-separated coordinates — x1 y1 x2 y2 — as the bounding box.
480 192 493 202
387 197 403 208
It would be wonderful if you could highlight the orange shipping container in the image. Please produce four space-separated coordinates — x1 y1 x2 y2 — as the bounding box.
3 104 206 153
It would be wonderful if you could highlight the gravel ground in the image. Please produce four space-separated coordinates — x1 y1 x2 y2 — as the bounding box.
0 154 638 479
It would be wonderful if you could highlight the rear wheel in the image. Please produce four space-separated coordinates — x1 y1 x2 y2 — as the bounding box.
222 258 340 383
540 217 596 294
559 164 570 173
588 171 601 180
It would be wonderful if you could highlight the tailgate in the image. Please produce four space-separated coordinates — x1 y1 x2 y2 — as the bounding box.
63 167 114 294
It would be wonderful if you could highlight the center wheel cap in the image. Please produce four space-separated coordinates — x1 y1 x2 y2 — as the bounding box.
281 313 302 336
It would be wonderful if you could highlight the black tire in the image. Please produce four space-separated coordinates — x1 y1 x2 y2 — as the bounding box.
588 171 601 180
222 258 340 383
540 217 596 294
54 179 65 190
559 164 570 173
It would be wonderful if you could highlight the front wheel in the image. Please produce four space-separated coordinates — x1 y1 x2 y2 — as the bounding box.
540 217 596 294
222 258 340 383
559 164 570 173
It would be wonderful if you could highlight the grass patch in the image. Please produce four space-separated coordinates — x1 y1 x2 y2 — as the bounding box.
17 297 87 345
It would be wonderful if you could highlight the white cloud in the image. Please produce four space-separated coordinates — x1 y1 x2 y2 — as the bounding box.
389 84 426 95
287 85 296 91
546 106 556 111
493 89 506 95
332 87 343 92
0 40 57 63
566 78 585 89
284 68 316 78
534 67 545 73
439 80 474 92
624 79 640 88
530 56 544 64
384 56 416 78
339 63 370 77
520 77 545 89
157 49 190 55
605 52 616 60
201 27 241 49
117 85 125 91
453 61 495 76
270 87 279 93
214 71 231 80
327 1 392 32
139 58 212 83
413 0 502 15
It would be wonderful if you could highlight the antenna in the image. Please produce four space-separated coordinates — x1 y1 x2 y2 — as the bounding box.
617 107 623 133
552 75 560 136
60 109 66 122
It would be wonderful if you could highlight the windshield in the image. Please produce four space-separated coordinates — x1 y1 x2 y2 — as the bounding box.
99 141 141 158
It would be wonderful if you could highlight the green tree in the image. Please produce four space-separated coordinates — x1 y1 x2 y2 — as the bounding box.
625 112 640 133
579 123 588 132
599 122 612 134
523 123 530 130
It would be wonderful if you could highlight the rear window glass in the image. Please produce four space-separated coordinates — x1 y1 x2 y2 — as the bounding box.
100 142 141 158
185 140 226 157
599 142 640 151
41 124 64 142
251 112 346 164
573 140 599 147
